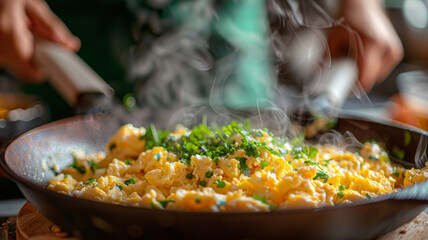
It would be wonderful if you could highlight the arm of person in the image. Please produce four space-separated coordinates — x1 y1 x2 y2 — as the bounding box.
0 0 80 82
328 0 403 91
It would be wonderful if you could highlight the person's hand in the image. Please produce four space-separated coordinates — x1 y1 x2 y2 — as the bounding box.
0 0 80 82
328 0 403 91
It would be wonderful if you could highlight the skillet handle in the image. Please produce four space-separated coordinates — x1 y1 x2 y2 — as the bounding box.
34 40 114 107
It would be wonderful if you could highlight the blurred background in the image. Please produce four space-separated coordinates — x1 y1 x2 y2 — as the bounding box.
2 0 428 212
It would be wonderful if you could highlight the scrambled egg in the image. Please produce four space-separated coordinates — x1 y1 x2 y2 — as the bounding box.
48 123 428 212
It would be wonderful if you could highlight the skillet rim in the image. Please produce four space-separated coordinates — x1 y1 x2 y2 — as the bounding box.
1 113 428 216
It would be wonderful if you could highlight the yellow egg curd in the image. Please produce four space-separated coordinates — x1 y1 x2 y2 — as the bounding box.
48 122 428 212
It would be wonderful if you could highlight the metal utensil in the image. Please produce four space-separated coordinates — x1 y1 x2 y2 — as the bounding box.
34 40 115 114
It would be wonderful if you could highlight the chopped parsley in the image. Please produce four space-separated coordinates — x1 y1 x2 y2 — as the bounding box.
313 170 329 183
304 160 325 172
252 194 267 204
205 170 213 178
322 159 332 166
261 160 268 170
366 193 373 200
393 170 400 177
236 157 251 176
254 131 264 137
151 202 159 209
115 184 123 191
253 194 277 210
64 174 68 178
154 153 161 162
124 159 132 165
195 197 201 203
186 173 193 179
293 146 318 160
216 180 226 188
124 178 136 185
85 178 96 185
88 160 99 173
337 192 344 199
338 185 346 191
159 199 175 208
199 180 207 187
69 157 86 174
132 121 289 168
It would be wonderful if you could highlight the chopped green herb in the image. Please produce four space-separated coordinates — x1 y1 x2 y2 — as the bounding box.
393 170 400 177
327 118 338 129
322 159 332 166
260 142 281 156
109 143 117 151
252 194 267 204
154 153 161 162
339 185 346 191
186 173 193 179
254 131 264 137
402 171 406 178
167 156 171 161
307 146 318 159
195 197 201 203
159 199 175 208
404 131 412 147
337 192 344 199
216 180 226 188
115 184 123 191
236 157 251 176
199 180 207 187
304 160 323 171
213 157 220 165
86 178 96 185
151 202 159 209
124 178 136 186
313 170 329 183
88 160 100 173
261 160 268 170
366 193 373 200
205 170 213 178
392 146 405 160
64 174 68 178
368 156 378 160
124 159 132 165
69 157 86 174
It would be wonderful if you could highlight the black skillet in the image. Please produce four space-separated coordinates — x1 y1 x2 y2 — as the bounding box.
1 114 428 240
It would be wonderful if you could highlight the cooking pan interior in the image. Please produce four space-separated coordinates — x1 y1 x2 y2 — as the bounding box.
4 112 428 188
2 113 428 239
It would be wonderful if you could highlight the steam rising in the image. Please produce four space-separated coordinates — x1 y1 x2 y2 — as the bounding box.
124 0 375 142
